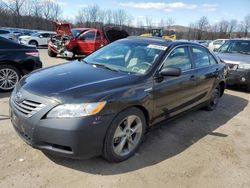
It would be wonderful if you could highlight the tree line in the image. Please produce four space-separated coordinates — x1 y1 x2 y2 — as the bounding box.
0 0 249 39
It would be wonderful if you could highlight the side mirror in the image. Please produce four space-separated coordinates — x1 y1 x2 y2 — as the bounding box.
213 48 218 52
160 67 181 77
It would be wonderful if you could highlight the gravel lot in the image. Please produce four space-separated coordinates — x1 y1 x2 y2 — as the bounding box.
0 49 250 188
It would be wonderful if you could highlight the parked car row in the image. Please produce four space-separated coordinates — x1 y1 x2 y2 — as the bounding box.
0 27 56 47
0 26 249 162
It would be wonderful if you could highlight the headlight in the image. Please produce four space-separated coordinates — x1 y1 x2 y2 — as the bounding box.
238 63 250 69
46 102 106 118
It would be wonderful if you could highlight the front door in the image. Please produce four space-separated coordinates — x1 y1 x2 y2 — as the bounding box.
153 46 198 124
77 29 97 55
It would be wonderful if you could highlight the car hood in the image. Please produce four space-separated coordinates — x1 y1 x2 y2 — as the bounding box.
53 21 72 36
216 52 250 64
18 61 137 102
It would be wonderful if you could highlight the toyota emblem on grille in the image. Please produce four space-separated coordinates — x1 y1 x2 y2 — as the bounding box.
15 92 23 103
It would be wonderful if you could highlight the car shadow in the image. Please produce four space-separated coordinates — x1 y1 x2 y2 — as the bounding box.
46 93 248 175
226 85 249 93
0 92 11 98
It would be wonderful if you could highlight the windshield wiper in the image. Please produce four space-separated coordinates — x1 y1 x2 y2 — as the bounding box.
92 63 118 72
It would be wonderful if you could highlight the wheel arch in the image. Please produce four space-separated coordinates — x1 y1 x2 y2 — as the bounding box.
0 61 23 76
218 81 225 97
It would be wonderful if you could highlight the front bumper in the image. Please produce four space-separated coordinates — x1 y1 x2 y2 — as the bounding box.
9 91 114 159
226 69 250 86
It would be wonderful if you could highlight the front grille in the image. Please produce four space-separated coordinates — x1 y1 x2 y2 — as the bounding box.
226 63 238 70
13 99 45 118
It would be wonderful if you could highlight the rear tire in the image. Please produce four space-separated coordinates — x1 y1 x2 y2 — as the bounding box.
48 49 57 57
0 64 21 92
29 40 38 47
103 108 146 162
204 85 221 111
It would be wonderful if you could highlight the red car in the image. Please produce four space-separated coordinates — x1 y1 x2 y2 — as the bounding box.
48 22 129 58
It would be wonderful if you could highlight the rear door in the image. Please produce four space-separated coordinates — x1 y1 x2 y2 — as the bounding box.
153 45 198 123
190 45 220 103
77 29 97 55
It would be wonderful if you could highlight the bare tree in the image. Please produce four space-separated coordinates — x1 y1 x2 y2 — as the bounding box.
105 9 113 24
243 14 250 37
196 16 209 39
228 19 238 38
75 8 86 26
145 16 152 31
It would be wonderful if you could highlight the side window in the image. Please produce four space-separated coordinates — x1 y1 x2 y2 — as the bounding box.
40 33 48 38
191 47 210 68
0 30 10 34
163 47 192 71
213 40 222 45
80 31 96 40
208 53 217 65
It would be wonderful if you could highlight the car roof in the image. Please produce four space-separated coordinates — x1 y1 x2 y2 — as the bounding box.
125 36 204 48
37 31 56 34
228 38 250 41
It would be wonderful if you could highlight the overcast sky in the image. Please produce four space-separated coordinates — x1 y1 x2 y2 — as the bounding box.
57 0 250 26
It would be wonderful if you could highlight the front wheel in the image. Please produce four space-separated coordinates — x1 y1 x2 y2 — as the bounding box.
103 108 146 162
0 65 21 92
205 86 221 111
48 48 57 57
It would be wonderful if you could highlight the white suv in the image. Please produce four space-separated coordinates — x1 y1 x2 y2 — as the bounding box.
19 31 56 47
0 29 18 41
208 39 228 51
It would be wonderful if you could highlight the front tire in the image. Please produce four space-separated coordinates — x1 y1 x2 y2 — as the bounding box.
103 108 146 162
0 64 21 92
48 48 57 57
205 85 221 111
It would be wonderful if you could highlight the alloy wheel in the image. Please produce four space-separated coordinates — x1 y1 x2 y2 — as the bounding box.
0 68 19 90
112 115 143 157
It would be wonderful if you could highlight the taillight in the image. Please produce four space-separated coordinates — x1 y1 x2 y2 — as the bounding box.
25 52 39 57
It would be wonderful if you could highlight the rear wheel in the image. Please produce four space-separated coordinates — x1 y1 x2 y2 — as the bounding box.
29 40 38 47
205 86 221 111
0 64 21 92
103 108 146 162
48 48 57 57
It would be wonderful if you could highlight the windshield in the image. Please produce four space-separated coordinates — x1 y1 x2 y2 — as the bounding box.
218 40 250 55
31 32 40 37
84 40 166 75
71 29 82 37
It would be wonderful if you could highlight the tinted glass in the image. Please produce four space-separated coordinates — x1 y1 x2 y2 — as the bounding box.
81 31 95 40
0 30 10 34
218 40 250 55
213 40 223 45
208 53 217 65
71 29 82 37
192 47 210 68
163 47 192 71
84 40 165 74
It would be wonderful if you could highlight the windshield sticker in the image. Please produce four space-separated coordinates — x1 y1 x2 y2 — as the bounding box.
147 44 168 51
